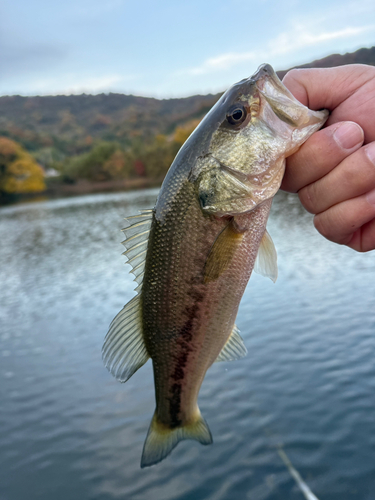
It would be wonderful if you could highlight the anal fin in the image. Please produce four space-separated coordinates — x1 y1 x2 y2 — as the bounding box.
215 325 247 362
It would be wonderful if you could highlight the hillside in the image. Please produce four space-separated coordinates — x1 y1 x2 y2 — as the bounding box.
276 45 375 79
0 93 219 158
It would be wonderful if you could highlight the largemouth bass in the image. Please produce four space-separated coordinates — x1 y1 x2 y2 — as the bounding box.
102 64 328 468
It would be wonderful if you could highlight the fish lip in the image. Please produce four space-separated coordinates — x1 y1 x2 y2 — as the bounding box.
251 63 285 96
251 63 275 83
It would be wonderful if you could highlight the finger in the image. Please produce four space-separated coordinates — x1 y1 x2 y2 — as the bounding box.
281 121 364 193
347 217 375 252
299 142 375 214
282 65 375 111
313 188 375 248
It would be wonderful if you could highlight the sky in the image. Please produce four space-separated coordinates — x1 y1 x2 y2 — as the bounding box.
0 0 374 98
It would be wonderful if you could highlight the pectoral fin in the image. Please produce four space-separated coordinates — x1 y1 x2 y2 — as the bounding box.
254 229 278 282
204 221 244 283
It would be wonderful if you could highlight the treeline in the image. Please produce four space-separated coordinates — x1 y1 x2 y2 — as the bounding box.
0 121 198 198
57 122 198 183
0 89 216 199
0 92 218 170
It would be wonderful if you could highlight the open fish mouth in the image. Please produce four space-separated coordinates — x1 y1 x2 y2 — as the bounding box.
251 63 328 129
251 63 277 86
251 63 289 96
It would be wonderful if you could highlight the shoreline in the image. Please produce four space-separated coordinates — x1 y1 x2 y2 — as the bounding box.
0 177 163 206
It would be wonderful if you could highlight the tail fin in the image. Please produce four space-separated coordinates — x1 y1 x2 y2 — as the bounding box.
140 410 213 468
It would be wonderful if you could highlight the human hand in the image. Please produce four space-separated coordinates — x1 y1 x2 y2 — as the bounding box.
281 64 375 252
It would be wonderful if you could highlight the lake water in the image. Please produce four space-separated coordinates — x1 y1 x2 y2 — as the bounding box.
1 189 374 500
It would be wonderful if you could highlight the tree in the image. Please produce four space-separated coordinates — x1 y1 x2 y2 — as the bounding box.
0 137 45 195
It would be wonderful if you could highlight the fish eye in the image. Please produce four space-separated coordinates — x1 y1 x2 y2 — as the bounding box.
226 104 247 126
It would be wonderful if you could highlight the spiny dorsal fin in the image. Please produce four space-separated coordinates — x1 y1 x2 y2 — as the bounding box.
254 229 278 283
215 325 247 362
102 295 149 382
121 210 153 290
204 221 244 284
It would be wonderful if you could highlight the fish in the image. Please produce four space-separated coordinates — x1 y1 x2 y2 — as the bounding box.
102 64 328 468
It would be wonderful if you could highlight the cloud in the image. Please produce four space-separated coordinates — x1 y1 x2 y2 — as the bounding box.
186 51 257 75
9 73 138 96
269 24 373 57
179 23 374 77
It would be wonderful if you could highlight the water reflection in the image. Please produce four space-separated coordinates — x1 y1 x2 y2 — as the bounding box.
1 189 374 500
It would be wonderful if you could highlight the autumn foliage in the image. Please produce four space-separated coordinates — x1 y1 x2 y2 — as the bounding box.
58 120 199 184
0 137 45 195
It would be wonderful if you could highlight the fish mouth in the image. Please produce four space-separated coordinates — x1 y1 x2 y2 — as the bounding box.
251 63 290 98
250 64 277 87
249 63 329 129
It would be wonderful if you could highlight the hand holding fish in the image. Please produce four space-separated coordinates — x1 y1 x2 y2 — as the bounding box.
282 64 375 252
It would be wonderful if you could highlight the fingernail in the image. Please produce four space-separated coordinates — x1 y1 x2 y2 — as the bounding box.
333 122 364 151
365 142 375 166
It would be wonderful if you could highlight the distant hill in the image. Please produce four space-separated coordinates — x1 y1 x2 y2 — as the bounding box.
276 45 375 79
0 92 220 159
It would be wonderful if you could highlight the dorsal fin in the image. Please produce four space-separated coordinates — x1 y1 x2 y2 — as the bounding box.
121 210 153 290
102 295 149 382
254 229 278 283
215 325 247 362
102 210 153 382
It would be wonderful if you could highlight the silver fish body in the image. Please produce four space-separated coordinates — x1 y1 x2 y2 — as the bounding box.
102 64 328 467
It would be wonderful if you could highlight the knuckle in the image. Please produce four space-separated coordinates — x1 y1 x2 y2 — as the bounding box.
314 212 344 243
313 214 329 239
299 184 317 214
282 69 300 85
283 68 309 85
282 69 308 105
314 205 360 245
341 146 375 190
341 161 360 188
